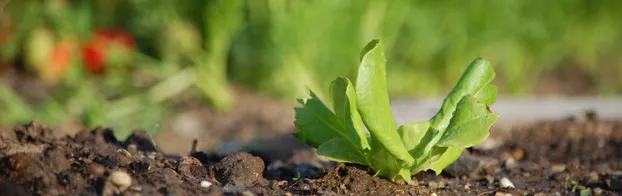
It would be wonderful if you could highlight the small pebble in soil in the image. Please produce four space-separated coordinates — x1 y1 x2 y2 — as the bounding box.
200 180 213 188
594 187 603 195
129 186 142 192
550 164 566 173
223 184 247 193
533 193 546 196
339 183 347 191
410 178 419 186
499 177 515 189
430 193 437 196
214 152 267 186
504 157 519 170
180 156 202 166
147 152 156 160
495 192 512 196
485 175 495 184
474 138 501 150
88 164 105 176
241 190 255 196
444 154 498 177
464 183 471 190
428 181 438 190
512 149 524 160
108 170 132 193
266 160 285 170
300 183 311 191
124 130 157 152
589 172 600 183
127 144 137 153
117 149 132 157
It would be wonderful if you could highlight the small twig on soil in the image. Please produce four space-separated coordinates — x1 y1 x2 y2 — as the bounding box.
147 124 159 149
0 143 47 158
190 139 198 154
477 190 496 196
285 178 302 190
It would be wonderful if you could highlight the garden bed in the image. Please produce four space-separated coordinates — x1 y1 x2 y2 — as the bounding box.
1 114 621 195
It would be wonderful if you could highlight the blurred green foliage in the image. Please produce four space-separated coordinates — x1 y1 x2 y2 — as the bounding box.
1 0 622 137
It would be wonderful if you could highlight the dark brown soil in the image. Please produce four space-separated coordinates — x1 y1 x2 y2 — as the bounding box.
1 117 621 196
535 62 596 96
154 86 296 155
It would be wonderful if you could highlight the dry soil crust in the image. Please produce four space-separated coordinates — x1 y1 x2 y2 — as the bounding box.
0 119 621 196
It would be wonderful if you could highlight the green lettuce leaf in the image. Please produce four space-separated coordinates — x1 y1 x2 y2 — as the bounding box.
437 96 500 149
317 137 368 165
418 95 499 174
413 95 499 174
367 140 406 181
292 40 500 183
412 58 497 163
473 85 498 106
293 90 343 148
294 89 369 165
355 40 414 165
411 58 498 175
398 121 430 151
330 77 371 150
417 146 463 175
429 57 496 141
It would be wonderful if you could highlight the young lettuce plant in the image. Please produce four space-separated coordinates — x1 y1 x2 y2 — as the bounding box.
293 40 499 182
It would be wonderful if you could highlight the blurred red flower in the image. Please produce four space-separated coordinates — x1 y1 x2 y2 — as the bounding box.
41 39 77 84
82 28 135 74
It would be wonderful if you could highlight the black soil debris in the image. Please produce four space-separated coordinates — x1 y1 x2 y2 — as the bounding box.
214 152 268 187
1 119 622 196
